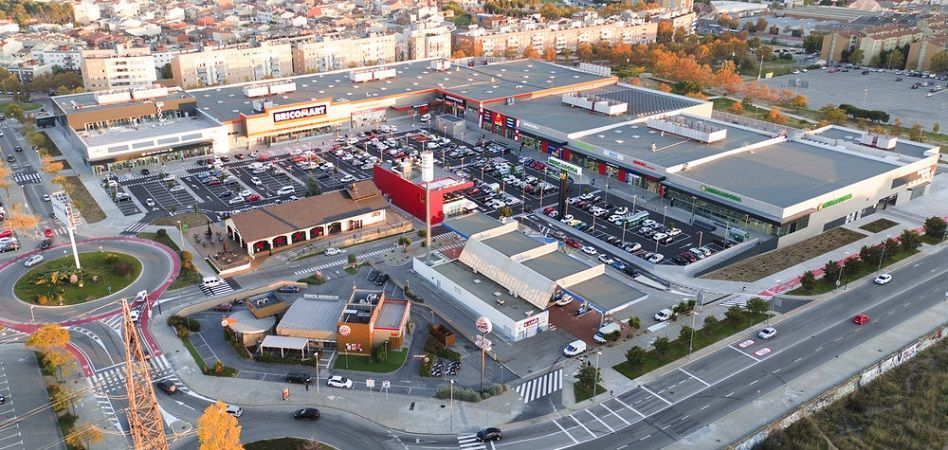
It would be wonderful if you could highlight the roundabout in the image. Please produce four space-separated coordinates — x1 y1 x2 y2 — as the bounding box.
13 251 143 305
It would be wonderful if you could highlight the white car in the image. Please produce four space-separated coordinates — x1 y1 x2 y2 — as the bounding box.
228 196 245 205
225 405 243 418
598 254 615 265
327 375 353 389
873 273 892 285
647 253 664 264
758 327 777 340
239 189 252 198
624 243 642 253
340 175 356 183
325 247 341 256
250 176 262 186
146 198 156 208
581 246 598 256
129 309 140 322
652 232 668 241
642 219 658 228
654 309 673 322
559 214 574 223
563 339 587 357
24 254 44 267
667 228 682 237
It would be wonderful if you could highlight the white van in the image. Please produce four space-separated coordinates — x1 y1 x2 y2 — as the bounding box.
201 276 224 288
276 186 295 195
563 340 587 357
419 113 431 123
593 322 621 344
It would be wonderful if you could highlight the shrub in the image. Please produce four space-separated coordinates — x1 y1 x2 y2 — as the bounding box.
483 383 507 397
112 262 133 277
420 355 433 377
156 228 168 238
424 336 460 361
175 325 189 338
104 253 118 264
704 315 719 328
180 251 192 264
435 384 481 402
36 295 49 305
187 318 201 332
604 330 621 343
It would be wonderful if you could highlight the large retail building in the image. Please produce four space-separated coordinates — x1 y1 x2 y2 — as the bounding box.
47 57 939 246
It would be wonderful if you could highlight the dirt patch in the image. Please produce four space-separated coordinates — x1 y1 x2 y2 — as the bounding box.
704 228 865 282
61 176 106 223
859 218 898 233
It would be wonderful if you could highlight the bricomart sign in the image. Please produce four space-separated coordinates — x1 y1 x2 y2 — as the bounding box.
818 193 852 211
700 185 741 203
272 105 327 123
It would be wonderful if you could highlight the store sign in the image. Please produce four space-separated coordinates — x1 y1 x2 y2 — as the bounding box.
493 112 504 126
273 104 327 123
338 325 351 337
482 110 493 123
818 193 852 210
475 317 493 334
520 121 539 130
443 94 466 107
573 141 597 152
700 185 742 203
603 149 625 161
632 159 655 171
548 156 582 176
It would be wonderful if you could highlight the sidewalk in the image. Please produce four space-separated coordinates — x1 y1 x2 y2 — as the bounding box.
149 299 525 435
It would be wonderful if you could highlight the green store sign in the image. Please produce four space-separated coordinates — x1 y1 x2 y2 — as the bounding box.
819 193 852 210
700 185 741 203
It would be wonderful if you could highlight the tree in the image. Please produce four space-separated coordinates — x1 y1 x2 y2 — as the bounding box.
823 260 841 283
503 46 518 59
766 107 788 125
347 253 357 266
656 21 674 43
930 51 948 74
305 176 321 197
66 423 103 449
823 107 846 124
42 349 75 379
933 123 941 134
652 337 671 357
800 270 816 291
923 216 947 239
728 101 744 114
542 46 557 62
627 316 641 334
758 45 773 61
789 94 808 111
803 34 824 54
498 206 513 218
625 346 647 369
27 323 70 350
888 49 905 70
397 236 412 252
522 46 540 59
0 165 10 196
41 155 64 184
847 49 864 65
6 102 23 122
704 315 719 328
745 297 769 315
899 229 921 253
197 401 244 450
159 63 173 79
859 244 883 268
576 43 593 62
678 325 694 342
724 305 746 324
908 123 924 141
755 18 768 34
417 229 427 239
574 360 601 390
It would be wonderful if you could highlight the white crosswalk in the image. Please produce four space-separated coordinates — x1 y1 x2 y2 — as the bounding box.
13 172 42 184
101 314 125 335
715 294 757 308
293 232 460 276
515 368 563 403
457 434 487 450
122 220 149 235
201 282 234 296
94 392 122 433
91 355 174 393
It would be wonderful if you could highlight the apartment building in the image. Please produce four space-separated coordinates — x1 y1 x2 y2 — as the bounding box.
171 42 293 88
292 33 398 74
80 46 157 91
906 34 948 71
31 43 84 71
399 24 452 60
454 14 657 57
820 24 922 65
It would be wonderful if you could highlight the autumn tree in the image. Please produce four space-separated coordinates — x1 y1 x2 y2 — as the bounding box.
27 324 74 379
3 203 40 238
728 101 744 114
766 107 788 125
656 21 674 43
789 94 808 111
0 165 10 196
66 423 104 449
908 123 924 141
847 49 864 65
41 155 65 186
823 107 846 124
576 42 593 62
198 401 244 450
522 46 540 59
542 46 557 62
930 51 948 73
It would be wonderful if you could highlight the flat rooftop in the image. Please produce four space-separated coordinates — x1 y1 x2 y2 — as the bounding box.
52 89 192 114
188 59 611 122
573 116 773 169
434 260 544 321
813 126 936 159
77 115 219 148
522 249 593 282
443 212 502 238
481 231 545 257
278 298 346 333
376 300 408 330
676 141 899 208
564 273 647 313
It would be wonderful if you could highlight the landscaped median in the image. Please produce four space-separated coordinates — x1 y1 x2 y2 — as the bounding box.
138 229 202 290
14 252 142 304
614 300 771 380
60 176 106 223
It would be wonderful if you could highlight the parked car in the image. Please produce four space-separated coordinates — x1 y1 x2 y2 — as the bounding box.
654 309 673 322
580 246 598 255
277 285 302 294
758 327 777 339
375 273 390 286
563 339 587 357
325 247 341 256
40 238 52 249
146 198 156 208
213 303 233 312
564 239 581 249
647 253 664 264
327 375 354 389
293 408 321 421
598 254 615 265
285 372 313 384
244 194 261 202
624 243 642 253
225 405 243 418
250 176 262 186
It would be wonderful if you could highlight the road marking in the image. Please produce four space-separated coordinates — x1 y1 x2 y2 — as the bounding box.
729 345 762 362
834 336 843 341
749 379 758 386
639 386 673 405
554 419 580 444
570 414 596 437
904 302 911 307
678 368 711 387
613 397 646 418
772 368 781 374
699 404 710 410
586 409 614 432
600 403 630 425
793 357 802 363
640 434 652 441
726 391 735 397
680 415 690 421
815 346 824 352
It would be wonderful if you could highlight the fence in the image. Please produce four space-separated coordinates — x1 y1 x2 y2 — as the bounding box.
732 324 948 450
712 110 805 138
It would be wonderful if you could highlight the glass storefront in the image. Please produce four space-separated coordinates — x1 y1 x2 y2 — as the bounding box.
263 124 334 145
94 142 212 175
664 187 783 236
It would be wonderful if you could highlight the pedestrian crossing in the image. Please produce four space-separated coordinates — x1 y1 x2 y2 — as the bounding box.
91 355 174 394
101 314 125 335
94 392 122 433
293 246 392 276
715 294 758 308
514 368 563 404
13 171 42 184
201 282 235 296
121 220 149 235
456 434 487 450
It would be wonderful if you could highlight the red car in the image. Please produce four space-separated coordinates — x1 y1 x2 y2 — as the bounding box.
256 154 270 162
543 207 555 215
213 303 233 312
43 228 54 238
245 194 261 202
0 229 12 239
207 179 222 185
564 238 581 249
852 313 871 325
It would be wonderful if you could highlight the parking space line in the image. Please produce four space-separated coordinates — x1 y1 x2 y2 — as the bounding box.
553 419 580 444
599 403 630 425
569 414 596 438
639 386 673 406
729 345 762 362
613 397 646 418
584 409 614 432
678 368 711 387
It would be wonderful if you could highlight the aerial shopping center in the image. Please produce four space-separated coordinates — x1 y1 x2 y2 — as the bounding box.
46 57 939 247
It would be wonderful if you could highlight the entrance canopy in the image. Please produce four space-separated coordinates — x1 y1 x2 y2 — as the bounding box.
260 335 309 353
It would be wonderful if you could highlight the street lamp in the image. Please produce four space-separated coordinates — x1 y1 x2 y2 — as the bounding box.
877 234 892 274
449 379 455 432
835 252 849 290
690 196 697 224
30 305 35 323
594 351 602 394
697 230 703 249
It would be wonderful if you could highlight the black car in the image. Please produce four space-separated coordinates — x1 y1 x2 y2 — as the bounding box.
40 238 51 249
285 372 312 384
294 408 320 421
375 273 389 286
367 271 379 282
218 191 234 199
277 285 301 294
5 155 13 162
476 427 503 442
156 379 177 394
140 168 150 175
622 265 639 277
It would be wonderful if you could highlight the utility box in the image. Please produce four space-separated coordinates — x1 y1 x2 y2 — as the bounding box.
430 324 456 346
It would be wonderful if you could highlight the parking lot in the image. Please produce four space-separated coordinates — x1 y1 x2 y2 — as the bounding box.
122 175 197 215
762 68 947 130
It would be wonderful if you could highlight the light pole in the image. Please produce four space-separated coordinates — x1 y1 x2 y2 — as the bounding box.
661 205 668 228
835 252 849 290
689 196 697 224
176 220 184 248
877 234 892 274
594 351 602 394
621 220 628 247
30 305 35 323
697 230 703 249
449 379 455 432
756 53 765 81
688 302 698 357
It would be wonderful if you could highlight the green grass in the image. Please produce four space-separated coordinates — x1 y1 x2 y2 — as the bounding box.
0 101 41 116
574 383 607 402
30 129 63 157
787 248 919 295
859 218 898 233
246 438 335 450
137 232 203 290
333 349 408 373
14 252 142 304
757 338 948 450
921 234 944 245
61 176 106 223
613 313 770 380
298 274 325 285
180 336 208 372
